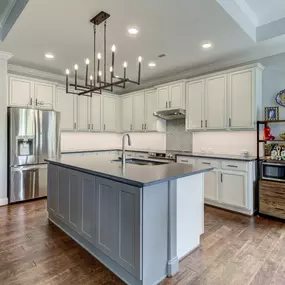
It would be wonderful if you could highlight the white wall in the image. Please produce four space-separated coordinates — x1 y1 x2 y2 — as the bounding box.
61 132 166 152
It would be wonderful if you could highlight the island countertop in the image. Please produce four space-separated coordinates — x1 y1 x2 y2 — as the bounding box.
45 156 213 187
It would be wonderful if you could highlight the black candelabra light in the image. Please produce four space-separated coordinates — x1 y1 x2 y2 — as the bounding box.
65 11 142 97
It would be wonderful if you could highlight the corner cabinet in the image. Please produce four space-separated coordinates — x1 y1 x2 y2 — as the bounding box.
186 64 264 131
56 87 77 131
157 82 186 110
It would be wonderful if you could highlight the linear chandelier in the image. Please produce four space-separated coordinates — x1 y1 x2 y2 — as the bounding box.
65 11 142 97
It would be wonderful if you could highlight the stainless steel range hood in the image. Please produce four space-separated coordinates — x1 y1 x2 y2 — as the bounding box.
153 109 186 120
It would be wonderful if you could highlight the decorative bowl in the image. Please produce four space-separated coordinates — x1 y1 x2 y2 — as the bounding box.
280 134 285 140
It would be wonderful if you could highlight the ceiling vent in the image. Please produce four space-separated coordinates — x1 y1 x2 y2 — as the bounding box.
158 54 166 58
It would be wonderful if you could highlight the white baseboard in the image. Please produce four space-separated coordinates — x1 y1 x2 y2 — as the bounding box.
0 197 8 206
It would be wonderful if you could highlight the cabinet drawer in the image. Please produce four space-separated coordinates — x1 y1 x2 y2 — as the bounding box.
135 152 148 159
177 156 196 165
125 152 136 158
196 158 221 169
222 160 248 172
259 180 285 219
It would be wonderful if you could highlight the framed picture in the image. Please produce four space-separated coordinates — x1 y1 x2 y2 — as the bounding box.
264 107 279 121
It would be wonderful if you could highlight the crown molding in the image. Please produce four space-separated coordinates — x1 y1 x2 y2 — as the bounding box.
8 64 66 84
0 51 12 60
0 0 17 28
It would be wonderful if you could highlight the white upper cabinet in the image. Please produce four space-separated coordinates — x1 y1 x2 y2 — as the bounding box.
186 80 204 130
205 75 226 129
103 95 118 132
145 90 161 131
77 96 89 131
228 69 256 129
157 86 169 110
157 82 185 110
57 88 76 131
133 92 145 131
169 83 185 109
90 95 101 132
34 82 55 109
8 75 56 109
9 76 34 107
121 95 133 132
186 64 263 131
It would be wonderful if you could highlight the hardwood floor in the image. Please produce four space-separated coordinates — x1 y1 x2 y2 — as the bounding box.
1 200 285 285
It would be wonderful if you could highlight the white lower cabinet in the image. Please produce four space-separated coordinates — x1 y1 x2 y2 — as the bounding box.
204 170 219 201
177 156 255 215
219 171 246 208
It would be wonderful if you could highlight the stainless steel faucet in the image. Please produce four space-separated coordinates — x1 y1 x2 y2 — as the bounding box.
122 133 131 166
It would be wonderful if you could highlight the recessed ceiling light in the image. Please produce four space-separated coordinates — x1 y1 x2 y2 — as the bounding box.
202 42 212 49
128 28 139 35
45 53 54 59
148 62 156 68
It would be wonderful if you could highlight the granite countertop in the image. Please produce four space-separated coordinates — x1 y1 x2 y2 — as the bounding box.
175 152 257 161
45 156 213 187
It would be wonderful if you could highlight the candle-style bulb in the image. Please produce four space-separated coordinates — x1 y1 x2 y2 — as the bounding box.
85 58 90 65
97 53 102 59
111 45 116 52
90 75 93 80
65 69 70 75
74 64 79 70
138 56 142 62
110 66 113 72
98 71 102 77
123 61 128 68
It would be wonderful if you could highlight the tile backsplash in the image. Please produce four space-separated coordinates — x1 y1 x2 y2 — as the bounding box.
166 119 192 151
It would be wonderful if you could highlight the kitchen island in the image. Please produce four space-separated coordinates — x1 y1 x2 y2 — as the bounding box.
45 155 212 285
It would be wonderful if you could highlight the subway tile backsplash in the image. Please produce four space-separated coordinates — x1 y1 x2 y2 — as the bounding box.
166 119 192 151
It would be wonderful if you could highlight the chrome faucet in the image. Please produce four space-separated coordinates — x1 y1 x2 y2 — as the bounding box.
122 133 131 166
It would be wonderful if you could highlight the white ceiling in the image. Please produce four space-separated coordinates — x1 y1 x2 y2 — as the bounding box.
246 0 285 26
1 0 285 92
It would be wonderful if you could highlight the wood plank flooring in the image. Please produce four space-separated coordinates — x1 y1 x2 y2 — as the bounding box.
1 200 285 285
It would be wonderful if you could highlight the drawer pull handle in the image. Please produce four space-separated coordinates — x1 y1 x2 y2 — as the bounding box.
202 162 211 165
227 165 238 168
181 160 188 163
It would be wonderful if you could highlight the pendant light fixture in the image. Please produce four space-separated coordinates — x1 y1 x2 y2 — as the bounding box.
65 11 142 97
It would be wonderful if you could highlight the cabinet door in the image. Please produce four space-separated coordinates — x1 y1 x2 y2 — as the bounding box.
157 86 169 110
103 96 117 132
68 170 82 233
229 69 254 129
169 83 184 109
34 82 55 109
57 167 69 224
204 170 219 201
145 90 158 131
205 75 226 129
186 80 204 130
95 177 119 260
90 95 101 132
47 164 58 214
77 96 89 131
117 183 142 279
9 77 33 107
133 92 145 131
121 96 133 132
219 171 246 208
57 88 76 131
80 173 96 243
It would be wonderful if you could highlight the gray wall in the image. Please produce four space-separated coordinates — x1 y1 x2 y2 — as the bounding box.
166 119 192 151
259 53 285 134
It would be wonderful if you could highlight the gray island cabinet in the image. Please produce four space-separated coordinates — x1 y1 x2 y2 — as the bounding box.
46 156 212 285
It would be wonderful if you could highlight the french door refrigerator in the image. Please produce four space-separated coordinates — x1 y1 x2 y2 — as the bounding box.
8 107 60 203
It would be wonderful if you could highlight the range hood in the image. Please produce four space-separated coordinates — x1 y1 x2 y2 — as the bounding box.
153 108 186 120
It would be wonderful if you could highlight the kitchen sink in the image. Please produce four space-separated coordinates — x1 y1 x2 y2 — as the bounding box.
111 158 169 166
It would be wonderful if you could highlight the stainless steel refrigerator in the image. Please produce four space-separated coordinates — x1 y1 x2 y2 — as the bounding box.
8 107 60 203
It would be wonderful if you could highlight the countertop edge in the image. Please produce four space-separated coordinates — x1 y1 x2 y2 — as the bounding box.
45 159 213 187
175 154 257 162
